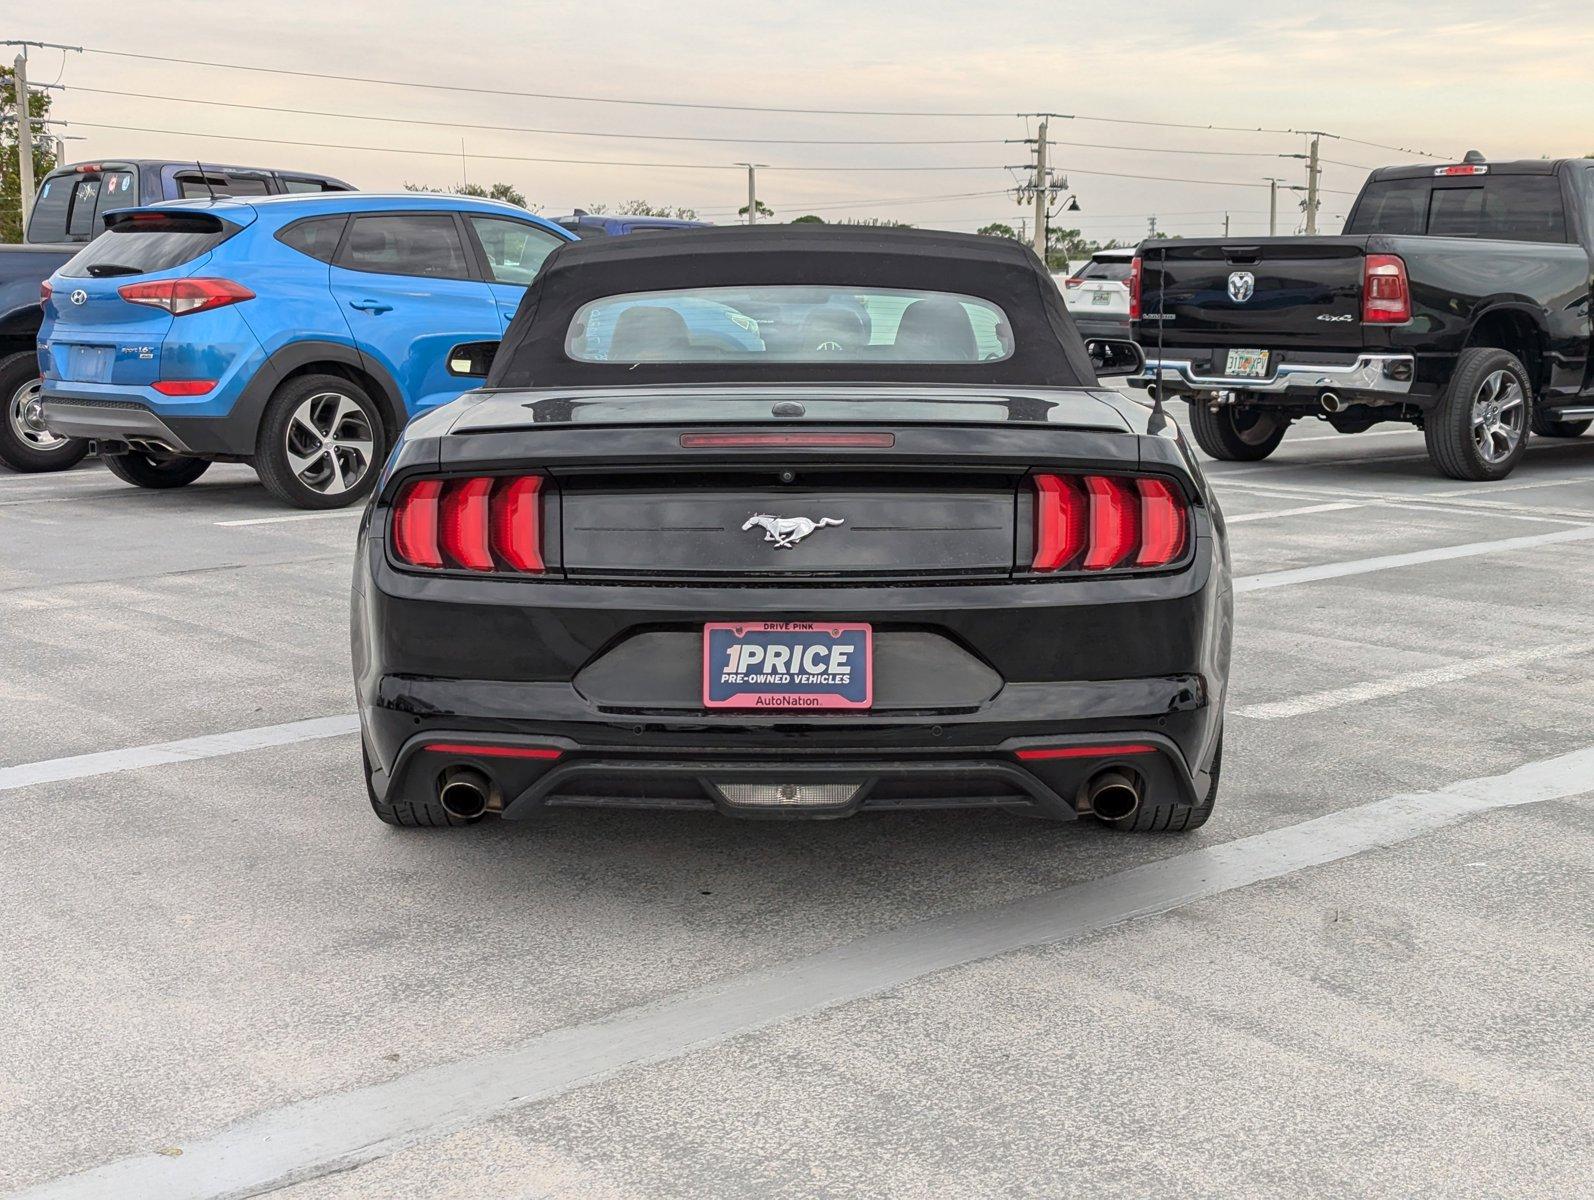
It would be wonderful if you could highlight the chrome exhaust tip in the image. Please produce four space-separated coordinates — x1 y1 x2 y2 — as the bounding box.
438 766 491 820
1320 391 1343 414
1086 769 1142 823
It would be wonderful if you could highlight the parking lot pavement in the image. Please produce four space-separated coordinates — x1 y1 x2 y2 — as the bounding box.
3 427 1593 1198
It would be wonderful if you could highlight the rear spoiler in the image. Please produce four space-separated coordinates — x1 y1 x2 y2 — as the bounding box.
101 209 239 236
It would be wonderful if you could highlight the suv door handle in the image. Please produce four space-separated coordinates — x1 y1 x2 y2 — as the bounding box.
348 299 393 314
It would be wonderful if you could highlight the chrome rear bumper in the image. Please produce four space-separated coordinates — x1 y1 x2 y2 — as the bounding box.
1131 353 1415 395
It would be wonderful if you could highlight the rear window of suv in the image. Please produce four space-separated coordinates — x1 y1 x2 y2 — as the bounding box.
57 214 237 278
1076 259 1132 282
1347 174 1568 243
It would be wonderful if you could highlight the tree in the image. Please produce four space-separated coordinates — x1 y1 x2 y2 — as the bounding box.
837 217 911 228
977 222 1019 240
403 181 529 208
615 199 699 219
738 200 775 219
2 65 57 243
791 214 825 224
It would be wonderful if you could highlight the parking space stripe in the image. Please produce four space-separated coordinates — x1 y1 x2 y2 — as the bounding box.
1234 640 1594 720
0 715 360 793
16 744 1593 1200
1233 524 1594 593
216 511 364 527
1226 501 1366 523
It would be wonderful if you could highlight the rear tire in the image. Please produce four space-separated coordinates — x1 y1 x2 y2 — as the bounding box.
1107 734 1221 833
0 351 91 473
1187 402 1287 462
365 747 475 828
255 374 385 510
102 450 211 488
1423 347 1531 481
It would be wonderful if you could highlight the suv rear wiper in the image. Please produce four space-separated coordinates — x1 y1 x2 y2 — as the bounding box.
83 264 145 277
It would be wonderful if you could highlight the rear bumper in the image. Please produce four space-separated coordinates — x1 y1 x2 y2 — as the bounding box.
1131 352 1415 397
38 396 193 454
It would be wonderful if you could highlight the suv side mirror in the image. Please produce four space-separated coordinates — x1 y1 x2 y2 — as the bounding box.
447 340 500 379
1085 338 1145 378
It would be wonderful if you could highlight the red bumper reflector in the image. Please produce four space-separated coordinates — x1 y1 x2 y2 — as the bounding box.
151 379 217 396
1015 744 1157 761
422 742 563 760
680 432 895 448
392 479 444 569
440 476 494 572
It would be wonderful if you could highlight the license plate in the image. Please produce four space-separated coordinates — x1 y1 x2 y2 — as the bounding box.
1091 290 1112 305
65 344 114 384
703 621 873 710
1224 348 1270 378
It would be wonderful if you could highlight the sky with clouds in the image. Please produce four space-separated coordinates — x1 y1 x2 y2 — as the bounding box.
16 0 1594 239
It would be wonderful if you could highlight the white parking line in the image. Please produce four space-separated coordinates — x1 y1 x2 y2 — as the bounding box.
1232 524 1594 593
17 744 1593 1200
1226 501 1367 523
215 511 363 527
0 715 360 793
1235 640 1594 720
1285 427 1420 443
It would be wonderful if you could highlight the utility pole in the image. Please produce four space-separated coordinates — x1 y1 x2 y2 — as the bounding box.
1263 177 1283 236
1147 215 1158 239
1223 212 1230 238
1304 134 1322 235
1031 117 1049 261
13 51 34 231
736 162 765 225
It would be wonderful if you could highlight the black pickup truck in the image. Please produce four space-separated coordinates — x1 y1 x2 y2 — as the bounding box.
0 159 351 472
1129 154 1594 480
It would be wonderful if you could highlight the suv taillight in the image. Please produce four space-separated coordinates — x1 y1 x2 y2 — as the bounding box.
392 475 545 574
1031 473 1189 572
1362 254 1410 324
117 278 255 316
39 280 52 307
1127 256 1143 320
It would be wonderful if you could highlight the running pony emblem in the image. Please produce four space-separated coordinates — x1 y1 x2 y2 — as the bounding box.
741 513 845 548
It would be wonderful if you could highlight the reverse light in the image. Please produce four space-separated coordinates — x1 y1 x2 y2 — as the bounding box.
1362 254 1410 324
1031 473 1190 573
118 278 255 316
392 475 547 574
1127 256 1143 320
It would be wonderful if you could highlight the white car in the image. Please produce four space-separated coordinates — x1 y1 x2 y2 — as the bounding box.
1062 248 1135 337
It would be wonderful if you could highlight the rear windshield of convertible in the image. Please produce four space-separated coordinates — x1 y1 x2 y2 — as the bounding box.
565 286 1014 364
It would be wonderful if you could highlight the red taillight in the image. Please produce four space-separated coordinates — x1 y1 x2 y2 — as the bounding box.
1127 256 1143 320
1032 473 1188 573
39 280 52 307
151 380 216 396
117 278 255 316
1032 474 1086 571
1362 254 1410 324
392 475 547 574
491 475 545 573
1063 276 1083 290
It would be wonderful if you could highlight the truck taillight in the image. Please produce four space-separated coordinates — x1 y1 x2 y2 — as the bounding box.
117 278 255 316
392 475 546 574
1128 256 1143 320
1031 473 1189 573
1362 254 1410 324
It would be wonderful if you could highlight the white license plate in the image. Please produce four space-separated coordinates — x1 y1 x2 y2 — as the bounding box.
1090 290 1112 306
1224 348 1270 378
65 344 114 384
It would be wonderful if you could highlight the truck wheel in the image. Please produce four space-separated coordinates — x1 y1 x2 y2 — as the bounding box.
0 352 91 473
1187 402 1287 462
1106 734 1221 833
1530 411 1591 439
255 374 385 510
102 450 211 488
1424 347 1531 481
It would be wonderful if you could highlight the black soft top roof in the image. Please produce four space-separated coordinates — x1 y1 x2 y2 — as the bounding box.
487 225 1099 389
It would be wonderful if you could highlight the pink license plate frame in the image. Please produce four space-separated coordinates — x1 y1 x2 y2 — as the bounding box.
702 621 873 710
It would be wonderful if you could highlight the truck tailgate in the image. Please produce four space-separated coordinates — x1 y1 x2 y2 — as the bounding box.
1140 236 1372 349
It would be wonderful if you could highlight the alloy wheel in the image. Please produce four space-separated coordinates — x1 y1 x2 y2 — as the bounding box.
284 391 376 496
8 377 70 452
1470 369 1524 464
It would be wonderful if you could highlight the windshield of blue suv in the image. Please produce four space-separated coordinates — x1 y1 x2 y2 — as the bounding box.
565 286 1014 364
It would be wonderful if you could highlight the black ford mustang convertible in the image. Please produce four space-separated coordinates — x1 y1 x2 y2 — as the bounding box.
351 227 1232 831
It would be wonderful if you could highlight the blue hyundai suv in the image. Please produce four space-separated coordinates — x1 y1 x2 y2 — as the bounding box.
37 193 573 507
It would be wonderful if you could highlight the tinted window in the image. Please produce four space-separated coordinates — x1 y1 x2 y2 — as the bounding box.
567 286 1012 364
25 174 73 243
176 173 272 198
66 177 104 239
58 216 234 278
566 222 610 239
468 217 565 285
1349 174 1567 242
1078 259 1132 282
277 216 348 263
93 171 136 225
281 177 339 194
337 214 473 279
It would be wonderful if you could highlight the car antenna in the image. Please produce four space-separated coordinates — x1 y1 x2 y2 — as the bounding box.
195 161 217 205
